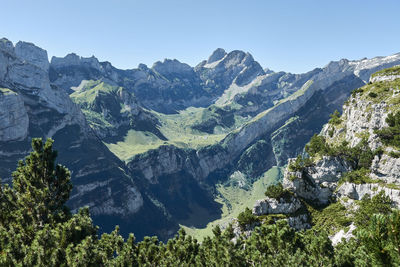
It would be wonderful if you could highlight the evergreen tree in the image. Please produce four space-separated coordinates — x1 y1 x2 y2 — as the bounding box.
0 139 123 266
11 138 72 228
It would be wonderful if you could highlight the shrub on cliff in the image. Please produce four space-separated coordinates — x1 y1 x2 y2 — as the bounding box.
376 111 400 148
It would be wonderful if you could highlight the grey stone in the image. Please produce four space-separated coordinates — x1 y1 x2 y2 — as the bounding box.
253 196 302 216
15 41 49 71
207 48 226 64
336 183 400 207
0 89 29 141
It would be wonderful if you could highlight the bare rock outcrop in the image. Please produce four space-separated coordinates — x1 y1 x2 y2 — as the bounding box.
0 89 29 141
253 195 302 216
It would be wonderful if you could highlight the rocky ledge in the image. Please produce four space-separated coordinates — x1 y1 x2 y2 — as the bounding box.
253 195 302 215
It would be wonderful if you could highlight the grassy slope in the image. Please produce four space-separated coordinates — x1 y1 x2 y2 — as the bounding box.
359 78 400 110
371 65 400 77
105 130 167 160
105 105 254 161
70 80 118 106
182 166 283 240
105 107 228 161
0 88 15 95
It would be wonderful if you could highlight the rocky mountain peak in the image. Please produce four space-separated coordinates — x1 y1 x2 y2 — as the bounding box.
207 48 227 64
223 50 250 67
351 53 400 82
0 39 53 92
151 58 194 77
0 38 14 54
264 68 274 75
323 58 352 74
138 63 148 70
51 53 81 67
51 53 101 71
80 55 101 70
15 41 50 72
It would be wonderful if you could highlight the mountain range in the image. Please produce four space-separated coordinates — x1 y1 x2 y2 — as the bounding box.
1 37 400 240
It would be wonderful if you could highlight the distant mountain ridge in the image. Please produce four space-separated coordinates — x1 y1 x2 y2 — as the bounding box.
50 48 266 114
1 37 400 240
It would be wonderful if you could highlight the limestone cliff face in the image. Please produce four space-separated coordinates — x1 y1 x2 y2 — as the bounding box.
283 157 352 205
0 39 87 130
128 145 199 184
0 89 29 141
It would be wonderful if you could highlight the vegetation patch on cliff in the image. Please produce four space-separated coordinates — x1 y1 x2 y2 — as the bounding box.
307 201 353 235
357 78 400 104
371 65 400 78
0 87 15 95
376 111 400 149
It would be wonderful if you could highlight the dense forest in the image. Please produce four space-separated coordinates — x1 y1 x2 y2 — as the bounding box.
1 138 399 266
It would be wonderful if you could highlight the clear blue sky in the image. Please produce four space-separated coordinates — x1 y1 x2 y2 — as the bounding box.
2 0 399 73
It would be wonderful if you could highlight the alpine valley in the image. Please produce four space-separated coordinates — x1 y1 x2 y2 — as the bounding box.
1 37 400 243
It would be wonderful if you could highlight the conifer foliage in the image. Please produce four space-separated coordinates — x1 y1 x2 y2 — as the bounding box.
0 138 127 266
11 138 72 228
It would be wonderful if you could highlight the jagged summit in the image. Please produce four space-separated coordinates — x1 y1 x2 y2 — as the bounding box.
152 58 194 77
138 63 148 70
207 48 227 64
0 38 14 54
0 39 50 72
51 53 101 70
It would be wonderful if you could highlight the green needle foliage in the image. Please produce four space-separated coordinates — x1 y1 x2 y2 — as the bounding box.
0 138 128 266
329 110 342 125
264 183 285 199
376 111 400 149
11 138 72 228
237 208 260 229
